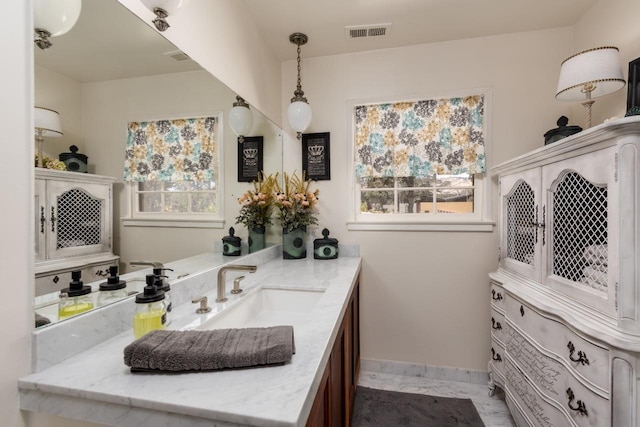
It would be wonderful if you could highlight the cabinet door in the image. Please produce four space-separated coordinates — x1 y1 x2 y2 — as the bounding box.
47 180 112 259
34 179 46 261
541 146 618 316
500 168 543 281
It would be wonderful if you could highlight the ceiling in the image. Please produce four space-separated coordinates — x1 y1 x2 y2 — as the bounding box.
35 0 598 83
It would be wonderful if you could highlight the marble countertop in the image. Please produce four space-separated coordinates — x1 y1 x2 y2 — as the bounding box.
19 252 362 427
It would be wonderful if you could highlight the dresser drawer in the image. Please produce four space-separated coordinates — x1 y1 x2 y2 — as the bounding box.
506 324 610 427
35 259 118 297
507 296 609 392
490 281 506 312
491 308 507 345
490 339 506 383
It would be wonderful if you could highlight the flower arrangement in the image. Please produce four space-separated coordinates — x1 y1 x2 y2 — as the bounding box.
35 155 66 171
274 171 319 232
235 172 277 229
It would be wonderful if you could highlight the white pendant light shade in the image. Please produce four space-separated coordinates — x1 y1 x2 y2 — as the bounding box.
229 97 253 138
34 0 82 37
140 0 191 16
287 101 312 134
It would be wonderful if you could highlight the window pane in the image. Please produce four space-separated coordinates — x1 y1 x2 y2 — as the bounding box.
397 176 434 188
359 177 394 189
192 181 216 190
166 181 199 192
436 174 473 187
139 182 161 191
191 193 217 213
138 193 161 212
164 193 189 213
360 191 394 213
399 190 434 213
436 189 474 214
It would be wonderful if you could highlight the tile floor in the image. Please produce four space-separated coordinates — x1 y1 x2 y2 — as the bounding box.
358 370 517 426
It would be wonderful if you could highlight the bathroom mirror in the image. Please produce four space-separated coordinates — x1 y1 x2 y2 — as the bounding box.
33 0 283 327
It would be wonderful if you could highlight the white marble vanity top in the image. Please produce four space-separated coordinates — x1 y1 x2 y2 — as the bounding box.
19 251 361 427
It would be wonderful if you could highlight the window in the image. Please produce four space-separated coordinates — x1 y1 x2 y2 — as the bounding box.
123 115 223 228
349 92 493 231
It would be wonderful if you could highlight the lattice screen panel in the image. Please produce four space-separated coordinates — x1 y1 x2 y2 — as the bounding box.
552 172 608 292
56 189 103 249
505 181 536 265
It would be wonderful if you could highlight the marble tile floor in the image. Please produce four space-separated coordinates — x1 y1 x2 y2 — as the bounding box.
358 370 517 427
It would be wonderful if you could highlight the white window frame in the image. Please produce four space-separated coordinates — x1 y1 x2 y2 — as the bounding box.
122 112 225 229
346 89 494 232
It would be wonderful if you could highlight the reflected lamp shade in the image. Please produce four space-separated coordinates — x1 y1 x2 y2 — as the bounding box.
229 96 253 138
34 107 63 168
34 0 82 37
556 46 625 101
287 100 312 134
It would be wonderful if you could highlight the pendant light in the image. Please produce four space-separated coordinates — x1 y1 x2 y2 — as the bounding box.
229 96 253 143
34 0 82 50
140 0 191 32
287 33 312 139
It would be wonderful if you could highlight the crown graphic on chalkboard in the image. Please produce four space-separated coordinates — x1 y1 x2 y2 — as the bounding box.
308 145 324 157
243 148 258 159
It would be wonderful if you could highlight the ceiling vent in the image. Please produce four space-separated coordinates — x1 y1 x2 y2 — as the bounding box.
345 23 391 39
163 50 191 61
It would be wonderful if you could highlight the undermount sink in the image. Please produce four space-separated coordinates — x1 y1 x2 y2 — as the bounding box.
195 287 325 331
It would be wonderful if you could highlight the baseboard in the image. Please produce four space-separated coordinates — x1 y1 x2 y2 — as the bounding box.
360 358 489 385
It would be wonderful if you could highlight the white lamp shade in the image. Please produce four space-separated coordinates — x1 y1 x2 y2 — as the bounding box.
140 0 191 15
229 105 253 137
34 107 63 137
34 0 81 37
556 46 625 101
287 101 313 134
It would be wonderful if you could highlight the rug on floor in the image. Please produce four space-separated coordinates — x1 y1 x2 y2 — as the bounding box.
351 386 485 427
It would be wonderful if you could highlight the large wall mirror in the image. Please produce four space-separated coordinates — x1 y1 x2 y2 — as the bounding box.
33 0 283 327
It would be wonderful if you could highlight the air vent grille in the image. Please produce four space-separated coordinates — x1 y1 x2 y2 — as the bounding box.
345 24 391 39
164 50 191 62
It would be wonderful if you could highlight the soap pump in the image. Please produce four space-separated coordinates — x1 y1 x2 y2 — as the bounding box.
133 274 167 339
152 267 174 313
58 270 94 320
97 265 128 306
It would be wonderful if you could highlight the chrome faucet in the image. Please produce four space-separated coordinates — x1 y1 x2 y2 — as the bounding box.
216 265 257 302
130 261 164 269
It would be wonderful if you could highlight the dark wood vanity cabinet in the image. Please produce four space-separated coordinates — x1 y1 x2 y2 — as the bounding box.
307 280 360 427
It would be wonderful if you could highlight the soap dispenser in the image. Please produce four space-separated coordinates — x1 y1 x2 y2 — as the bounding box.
97 266 128 306
133 274 167 339
153 267 174 323
58 270 94 320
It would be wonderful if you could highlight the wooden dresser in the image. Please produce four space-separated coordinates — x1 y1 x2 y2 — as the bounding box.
488 117 640 427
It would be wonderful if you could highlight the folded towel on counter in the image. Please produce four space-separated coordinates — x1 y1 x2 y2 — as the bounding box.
35 313 51 328
583 244 608 266
123 326 295 373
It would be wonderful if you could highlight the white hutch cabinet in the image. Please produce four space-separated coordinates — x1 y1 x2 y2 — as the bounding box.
489 117 640 427
34 169 118 296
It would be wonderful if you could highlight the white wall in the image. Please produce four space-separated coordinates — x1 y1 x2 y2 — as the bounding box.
281 28 575 370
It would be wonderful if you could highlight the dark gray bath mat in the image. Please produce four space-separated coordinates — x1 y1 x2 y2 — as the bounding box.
351 386 485 427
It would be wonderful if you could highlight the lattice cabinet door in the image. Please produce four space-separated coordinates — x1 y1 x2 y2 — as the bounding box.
45 180 112 260
499 168 543 282
541 146 619 317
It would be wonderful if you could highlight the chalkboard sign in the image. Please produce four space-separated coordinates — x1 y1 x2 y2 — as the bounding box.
237 136 263 182
302 132 330 181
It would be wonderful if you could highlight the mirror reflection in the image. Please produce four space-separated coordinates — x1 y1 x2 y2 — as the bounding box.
33 0 283 328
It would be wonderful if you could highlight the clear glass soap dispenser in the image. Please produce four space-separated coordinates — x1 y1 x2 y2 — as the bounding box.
97 265 128 306
58 270 94 320
133 274 167 339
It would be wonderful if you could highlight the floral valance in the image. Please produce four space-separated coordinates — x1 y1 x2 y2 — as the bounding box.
123 116 218 182
354 95 485 178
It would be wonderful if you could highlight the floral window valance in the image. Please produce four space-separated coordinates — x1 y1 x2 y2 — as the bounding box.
123 116 218 182
354 95 485 178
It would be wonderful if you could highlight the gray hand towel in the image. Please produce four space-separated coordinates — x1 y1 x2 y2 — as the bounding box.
35 313 51 327
123 325 295 372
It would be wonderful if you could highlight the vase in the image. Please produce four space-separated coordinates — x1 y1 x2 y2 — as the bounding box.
248 225 266 253
282 225 307 259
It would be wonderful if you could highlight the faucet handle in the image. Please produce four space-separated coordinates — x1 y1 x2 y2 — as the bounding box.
191 296 212 314
231 276 245 295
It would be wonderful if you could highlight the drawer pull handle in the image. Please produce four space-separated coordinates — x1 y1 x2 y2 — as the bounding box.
491 347 502 362
567 342 590 365
520 305 525 317
40 206 46 233
52 275 59 284
491 317 502 330
95 269 109 277
50 207 56 232
491 289 503 301
566 388 588 416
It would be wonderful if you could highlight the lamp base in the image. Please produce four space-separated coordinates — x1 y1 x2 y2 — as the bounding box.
36 135 44 168
581 99 595 129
